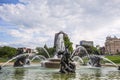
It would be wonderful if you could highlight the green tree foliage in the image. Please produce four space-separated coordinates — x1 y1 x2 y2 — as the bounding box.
64 36 73 53
47 47 55 57
36 47 47 57
44 44 48 50
83 45 100 55
36 45 55 58
44 44 55 57
36 35 73 57
0 46 17 58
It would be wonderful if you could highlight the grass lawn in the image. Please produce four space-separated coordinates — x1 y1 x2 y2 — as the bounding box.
0 58 9 62
105 55 120 64
0 55 120 64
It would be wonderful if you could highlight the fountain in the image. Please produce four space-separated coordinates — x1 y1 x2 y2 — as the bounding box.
83 54 120 70
71 46 89 58
0 31 120 79
88 56 101 67
0 45 120 79
30 55 47 62
13 48 32 67
70 45 120 70
40 32 76 72
0 53 35 70
0 42 119 71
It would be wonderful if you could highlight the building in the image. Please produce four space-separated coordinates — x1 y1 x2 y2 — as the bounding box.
17 47 34 54
105 36 120 54
80 40 94 46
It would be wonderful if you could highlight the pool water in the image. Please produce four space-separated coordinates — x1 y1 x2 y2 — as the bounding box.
0 66 120 80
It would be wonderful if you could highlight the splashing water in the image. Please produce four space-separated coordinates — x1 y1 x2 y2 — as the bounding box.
80 54 118 68
100 56 118 67
87 55 118 67
30 55 47 62
53 52 58 59
72 56 84 64
71 46 89 58
1 53 29 67
42 47 50 58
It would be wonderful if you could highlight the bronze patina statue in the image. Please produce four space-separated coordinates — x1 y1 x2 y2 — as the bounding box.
59 46 76 73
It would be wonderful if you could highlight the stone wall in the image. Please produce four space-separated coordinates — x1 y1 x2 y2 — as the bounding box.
105 36 120 54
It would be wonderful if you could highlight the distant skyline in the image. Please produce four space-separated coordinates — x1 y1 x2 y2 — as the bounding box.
0 0 120 48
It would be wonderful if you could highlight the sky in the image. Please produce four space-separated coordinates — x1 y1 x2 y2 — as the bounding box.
0 0 120 49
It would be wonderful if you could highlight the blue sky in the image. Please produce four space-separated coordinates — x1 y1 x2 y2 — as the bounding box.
0 0 19 4
0 0 120 48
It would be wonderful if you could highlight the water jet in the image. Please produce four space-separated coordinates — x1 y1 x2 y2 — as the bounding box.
0 31 120 80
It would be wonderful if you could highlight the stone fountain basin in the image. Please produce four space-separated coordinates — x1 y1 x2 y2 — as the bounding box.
41 58 75 68
42 61 60 68
48 58 61 62
41 58 61 68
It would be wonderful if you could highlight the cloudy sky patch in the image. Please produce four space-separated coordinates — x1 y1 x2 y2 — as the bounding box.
0 0 120 48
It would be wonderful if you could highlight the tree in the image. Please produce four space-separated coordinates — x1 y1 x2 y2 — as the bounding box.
36 45 55 58
83 45 100 55
44 44 48 50
44 44 55 57
64 36 73 53
36 47 48 57
0 46 17 58
47 47 55 57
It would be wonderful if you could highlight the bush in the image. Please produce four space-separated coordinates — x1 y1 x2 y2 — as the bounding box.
0 46 17 58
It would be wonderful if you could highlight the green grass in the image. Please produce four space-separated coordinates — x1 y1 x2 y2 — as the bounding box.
105 55 120 64
82 55 120 64
0 55 120 64
0 58 9 62
0 57 17 63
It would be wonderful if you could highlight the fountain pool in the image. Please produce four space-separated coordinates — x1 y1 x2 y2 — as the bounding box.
0 31 120 79
0 65 120 80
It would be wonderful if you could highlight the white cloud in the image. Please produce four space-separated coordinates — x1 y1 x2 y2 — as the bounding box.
0 0 120 48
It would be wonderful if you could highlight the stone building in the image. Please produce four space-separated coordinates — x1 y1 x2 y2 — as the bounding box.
105 36 120 54
17 47 34 54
